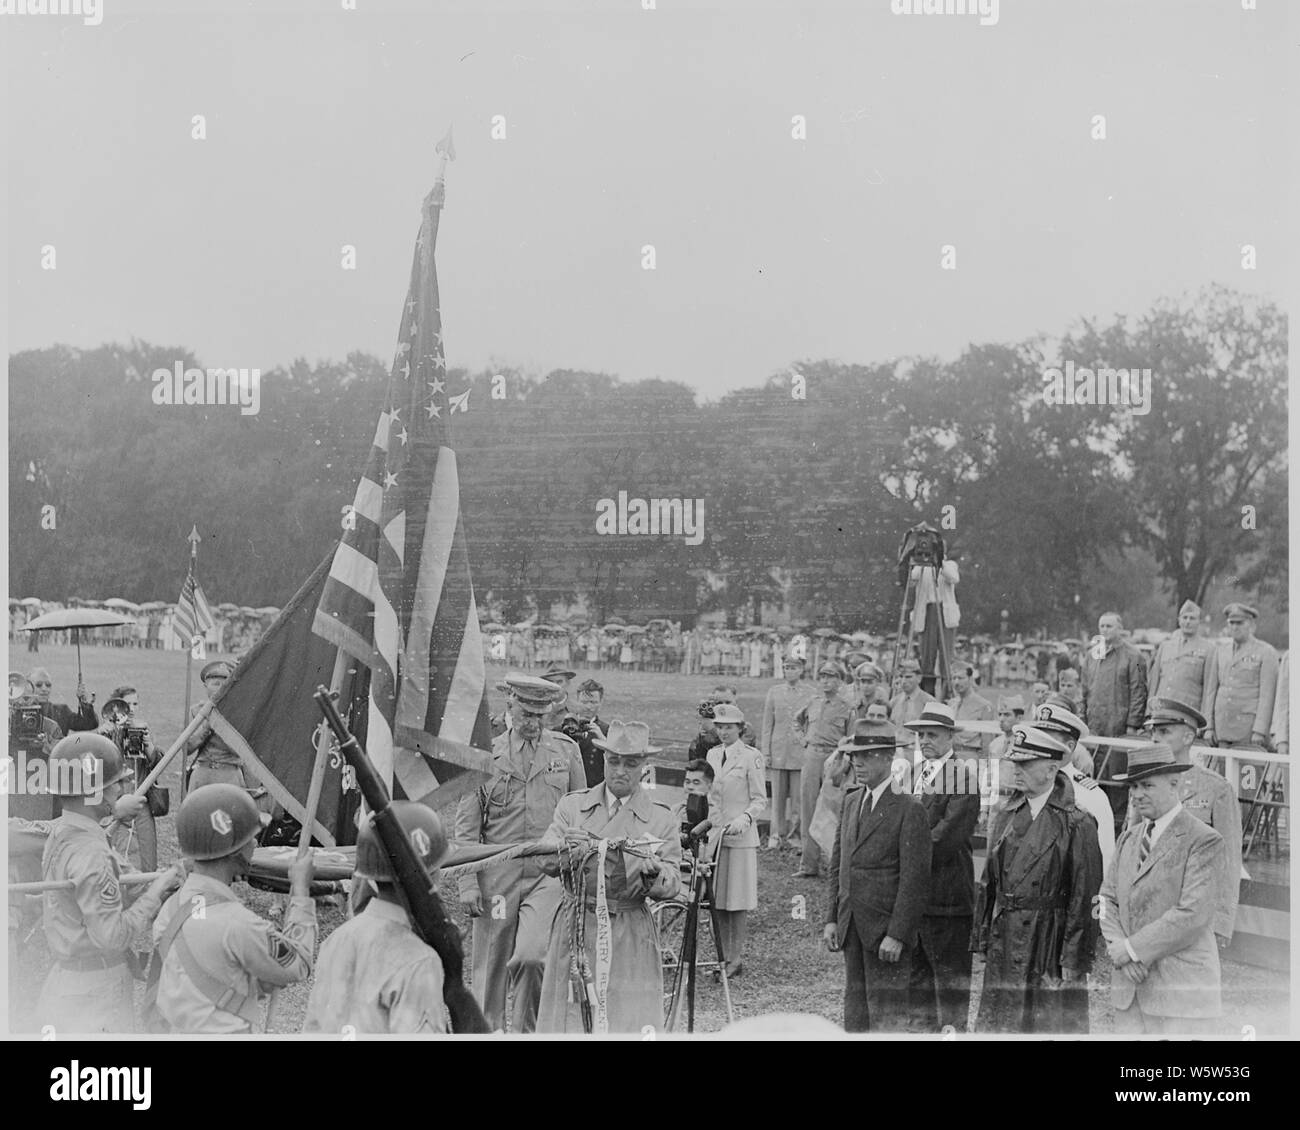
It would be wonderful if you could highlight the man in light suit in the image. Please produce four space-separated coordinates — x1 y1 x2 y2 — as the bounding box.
1098 742 1225 1035
822 721 931 1032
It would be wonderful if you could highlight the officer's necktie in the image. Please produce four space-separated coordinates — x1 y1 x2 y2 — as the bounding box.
1138 820 1154 865
609 796 621 819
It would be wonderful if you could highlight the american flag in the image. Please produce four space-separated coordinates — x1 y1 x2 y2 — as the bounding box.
312 170 493 807
173 564 214 647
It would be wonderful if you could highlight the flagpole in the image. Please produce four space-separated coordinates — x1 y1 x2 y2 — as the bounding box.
180 524 201 801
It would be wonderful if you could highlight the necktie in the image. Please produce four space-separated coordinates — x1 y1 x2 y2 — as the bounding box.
1138 820 1154 865
609 796 621 819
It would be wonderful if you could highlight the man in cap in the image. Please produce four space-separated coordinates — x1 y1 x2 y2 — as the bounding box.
822 721 931 1032
1148 601 1218 720
536 720 681 1033
850 660 891 718
151 784 316 1033
1033 702 1116 873
1128 699 1240 946
902 703 980 1032
185 659 244 793
760 654 815 849
455 674 585 1031
1099 743 1226 1034
946 663 993 759
28 665 98 737
792 661 855 878
1209 603 1278 749
305 802 452 1034
972 725 1102 1034
36 733 184 1033
541 667 577 731
889 657 936 728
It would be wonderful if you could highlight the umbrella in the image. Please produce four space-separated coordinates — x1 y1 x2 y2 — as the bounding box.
484 622 507 633
812 628 837 638
255 606 280 616
216 602 240 613
20 597 43 607
21 608 137 683
139 601 167 611
102 598 140 610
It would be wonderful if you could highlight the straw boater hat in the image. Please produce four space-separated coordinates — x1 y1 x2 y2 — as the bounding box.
591 720 661 757
1112 742 1192 783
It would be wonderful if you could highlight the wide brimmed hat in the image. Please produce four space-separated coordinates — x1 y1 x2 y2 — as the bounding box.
1144 697 1206 733
591 720 661 757
903 703 957 732
1113 742 1193 783
837 720 902 756
1006 724 1069 762
710 702 745 725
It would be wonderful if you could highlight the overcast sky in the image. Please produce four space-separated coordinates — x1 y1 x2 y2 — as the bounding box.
5 0 1288 398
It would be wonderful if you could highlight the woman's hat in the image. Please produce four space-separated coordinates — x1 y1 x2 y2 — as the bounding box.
710 702 745 725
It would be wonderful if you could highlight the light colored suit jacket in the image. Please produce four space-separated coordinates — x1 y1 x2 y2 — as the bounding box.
706 742 767 849
1099 807 1224 1018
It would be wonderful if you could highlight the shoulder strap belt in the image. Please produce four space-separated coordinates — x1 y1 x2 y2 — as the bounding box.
155 890 261 1027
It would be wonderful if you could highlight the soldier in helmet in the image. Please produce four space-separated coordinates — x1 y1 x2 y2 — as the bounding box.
455 674 585 1032
150 784 316 1033
305 802 452 1034
35 733 184 1033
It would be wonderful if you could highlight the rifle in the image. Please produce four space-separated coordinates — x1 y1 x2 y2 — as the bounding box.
313 685 490 1033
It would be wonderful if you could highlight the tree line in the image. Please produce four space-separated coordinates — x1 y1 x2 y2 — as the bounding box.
8 285 1286 635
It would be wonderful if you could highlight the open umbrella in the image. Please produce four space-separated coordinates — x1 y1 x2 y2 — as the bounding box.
102 598 140 611
20 597 43 607
20 608 137 684
255 606 280 616
139 600 168 611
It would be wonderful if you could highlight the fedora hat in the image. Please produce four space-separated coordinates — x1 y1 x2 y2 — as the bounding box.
903 703 957 732
1112 742 1193 783
836 720 902 757
591 720 661 757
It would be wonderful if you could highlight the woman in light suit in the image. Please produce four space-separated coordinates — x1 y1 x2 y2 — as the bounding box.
703 703 766 977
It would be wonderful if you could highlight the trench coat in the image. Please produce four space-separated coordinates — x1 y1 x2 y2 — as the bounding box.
971 772 1102 1033
1081 640 1148 736
535 784 681 1033
1099 807 1224 1020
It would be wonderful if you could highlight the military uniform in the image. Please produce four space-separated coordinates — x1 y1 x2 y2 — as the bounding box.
1060 764 1116 873
36 811 167 1033
1212 636 1279 747
795 688 856 875
947 688 994 755
306 899 450 1034
1148 633 1218 720
455 727 585 1031
185 700 248 791
151 872 316 1032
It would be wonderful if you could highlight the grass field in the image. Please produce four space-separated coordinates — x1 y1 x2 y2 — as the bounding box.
7 642 1290 1035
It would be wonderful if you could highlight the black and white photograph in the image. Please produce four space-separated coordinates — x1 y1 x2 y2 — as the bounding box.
3 0 1293 1080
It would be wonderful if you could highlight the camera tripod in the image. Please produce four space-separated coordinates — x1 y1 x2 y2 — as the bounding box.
890 560 957 701
655 839 735 1032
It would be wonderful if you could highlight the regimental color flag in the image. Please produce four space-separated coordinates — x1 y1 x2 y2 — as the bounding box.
312 171 493 809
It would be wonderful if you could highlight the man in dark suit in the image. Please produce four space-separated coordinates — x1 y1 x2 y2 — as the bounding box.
822 721 931 1032
903 703 980 1032
1099 742 1225 1034
29 666 97 736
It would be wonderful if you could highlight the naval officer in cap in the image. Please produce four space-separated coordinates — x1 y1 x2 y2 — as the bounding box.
1128 698 1241 947
972 725 1102 1034
454 674 585 1031
1032 702 1116 872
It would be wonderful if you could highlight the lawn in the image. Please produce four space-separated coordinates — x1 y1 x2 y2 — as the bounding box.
7 643 1290 1036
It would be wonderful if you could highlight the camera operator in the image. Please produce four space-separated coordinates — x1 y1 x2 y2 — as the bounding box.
897 524 960 698
8 674 63 819
28 665 98 737
558 678 610 787
99 685 160 871
674 758 717 852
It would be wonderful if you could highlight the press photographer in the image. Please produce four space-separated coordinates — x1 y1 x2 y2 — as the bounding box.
8 673 62 819
99 684 164 871
28 665 98 737
897 522 961 698
557 677 610 787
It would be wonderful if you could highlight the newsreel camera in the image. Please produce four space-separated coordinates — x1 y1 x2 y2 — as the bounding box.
896 521 946 584
9 674 45 746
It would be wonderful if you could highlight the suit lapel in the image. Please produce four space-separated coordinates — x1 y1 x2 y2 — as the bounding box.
855 786 889 850
1134 812 1186 882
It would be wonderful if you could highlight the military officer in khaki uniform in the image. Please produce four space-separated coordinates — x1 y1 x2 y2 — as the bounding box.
1127 699 1242 946
152 784 316 1033
1209 604 1278 749
455 674 585 1031
36 733 184 1034
306 803 451 1034
889 658 936 728
759 655 814 848
1147 601 1218 720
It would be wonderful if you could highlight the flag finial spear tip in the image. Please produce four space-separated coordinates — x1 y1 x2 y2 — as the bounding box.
188 524 201 544
427 125 455 211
